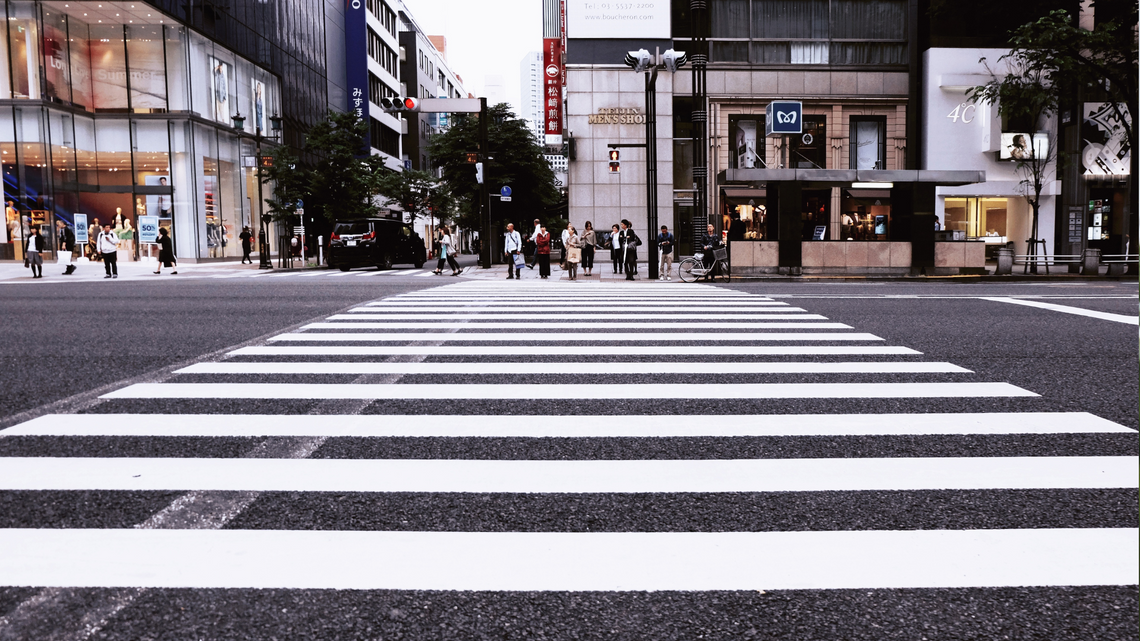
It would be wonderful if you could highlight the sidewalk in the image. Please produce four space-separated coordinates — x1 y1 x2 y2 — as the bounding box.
0 255 265 283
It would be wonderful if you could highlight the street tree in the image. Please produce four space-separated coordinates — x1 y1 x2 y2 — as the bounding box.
261 143 308 226
971 5 1137 257
969 53 1059 272
305 110 387 221
429 103 560 235
374 167 456 226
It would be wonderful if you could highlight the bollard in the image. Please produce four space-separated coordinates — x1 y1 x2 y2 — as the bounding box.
995 247 1014 275
1081 248 1101 276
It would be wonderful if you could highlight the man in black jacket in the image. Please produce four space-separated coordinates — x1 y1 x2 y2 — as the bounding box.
58 220 77 275
701 223 721 280
619 219 640 281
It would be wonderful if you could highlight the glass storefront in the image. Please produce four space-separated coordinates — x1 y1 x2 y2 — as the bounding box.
0 1 280 262
944 197 1008 238
842 189 892 240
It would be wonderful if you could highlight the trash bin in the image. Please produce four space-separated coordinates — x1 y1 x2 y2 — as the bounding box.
995 247 1014 275
1081 248 1101 275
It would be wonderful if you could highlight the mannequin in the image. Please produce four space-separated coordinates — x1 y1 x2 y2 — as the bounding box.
114 207 124 230
135 197 146 220
119 219 135 260
88 217 100 260
5 201 18 259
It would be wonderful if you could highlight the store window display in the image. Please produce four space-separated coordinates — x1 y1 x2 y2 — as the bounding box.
842 190 892 240
800 190 831 240
943 197 1008 240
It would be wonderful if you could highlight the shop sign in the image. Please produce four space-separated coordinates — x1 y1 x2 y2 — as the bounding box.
544 38 564 146
138 216 159 244
588 108 645 125
566 0 669 39
344 0 370 133
74 214 88 243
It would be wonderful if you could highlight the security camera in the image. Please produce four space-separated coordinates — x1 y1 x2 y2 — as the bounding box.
662 49 688 73
624 49 653 73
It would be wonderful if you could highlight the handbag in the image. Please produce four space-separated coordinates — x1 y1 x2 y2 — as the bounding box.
567 247 581 262
513 252 526 268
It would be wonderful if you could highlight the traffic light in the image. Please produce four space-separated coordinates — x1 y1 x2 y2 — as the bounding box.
475 162 484 184
608 149 620 174
380 97 420 113
624 49 652 73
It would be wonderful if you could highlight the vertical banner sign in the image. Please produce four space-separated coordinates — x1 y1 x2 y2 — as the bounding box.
345 0 369 145
543 37 563 146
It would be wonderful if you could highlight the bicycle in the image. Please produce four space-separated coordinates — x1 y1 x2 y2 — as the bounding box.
677 247 730 283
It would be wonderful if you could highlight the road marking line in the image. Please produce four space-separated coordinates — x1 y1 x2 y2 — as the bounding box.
8 412 1128 438
981 297 1140 325
302 322 854 330
3 528 1135 591
175 361 971 375
102 381 1037 400
229 345 919 356
366 301 792 307
333 313 825 320
0 456 1127 492
349 307 808 314
270 332 882 342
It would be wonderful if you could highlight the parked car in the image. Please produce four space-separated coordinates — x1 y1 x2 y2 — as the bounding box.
327 218 426 270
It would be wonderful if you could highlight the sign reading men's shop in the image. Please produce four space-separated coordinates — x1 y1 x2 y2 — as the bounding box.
587 108 646 125
765 101 803 136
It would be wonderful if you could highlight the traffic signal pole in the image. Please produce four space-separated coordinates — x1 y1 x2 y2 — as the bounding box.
645 60 659 280
478 97 492 269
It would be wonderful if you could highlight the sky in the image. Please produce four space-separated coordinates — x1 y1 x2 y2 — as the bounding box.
400 0 544 117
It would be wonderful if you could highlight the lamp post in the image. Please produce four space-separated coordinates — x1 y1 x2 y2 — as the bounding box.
623 49 687 280
233 112 283 269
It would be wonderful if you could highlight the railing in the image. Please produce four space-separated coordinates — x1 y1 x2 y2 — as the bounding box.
1012 254 1081 274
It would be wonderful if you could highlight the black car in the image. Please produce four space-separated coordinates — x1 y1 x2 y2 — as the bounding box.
327 218 427 270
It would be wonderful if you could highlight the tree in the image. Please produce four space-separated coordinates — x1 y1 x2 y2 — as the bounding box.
374 168 455 226
261 143 308 227
969 53 1059 272
972 6 1137 259
305 110 387 222
429 103 560 236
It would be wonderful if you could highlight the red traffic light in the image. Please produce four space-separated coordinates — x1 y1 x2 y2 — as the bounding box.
403 97 420 111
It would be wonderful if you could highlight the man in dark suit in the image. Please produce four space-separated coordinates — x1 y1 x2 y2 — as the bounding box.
619 219 640 281
58 220 77 274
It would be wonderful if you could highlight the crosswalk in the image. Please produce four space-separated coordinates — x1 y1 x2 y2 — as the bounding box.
0 281 1136 633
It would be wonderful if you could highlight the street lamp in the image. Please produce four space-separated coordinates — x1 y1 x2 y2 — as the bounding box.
623 48 686 280
233 111 281 269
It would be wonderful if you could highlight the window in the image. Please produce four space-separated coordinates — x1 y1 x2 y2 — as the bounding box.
789 116 827 168
943 197 1008 238
729 115 766 168
849 117 885 169
370 117 400 157
707 0 907 65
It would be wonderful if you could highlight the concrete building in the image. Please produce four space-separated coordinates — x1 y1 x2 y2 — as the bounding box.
520 51 544 140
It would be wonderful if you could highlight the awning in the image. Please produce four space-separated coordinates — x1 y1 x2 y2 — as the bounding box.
722 188 767 200
845 189 891 199
719 168 986 186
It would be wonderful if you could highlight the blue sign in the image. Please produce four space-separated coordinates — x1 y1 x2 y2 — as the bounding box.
765 101 803 136
74 214 88 243
345 0 369 142
139 216 159 243
500 186 512 198
296 199 304 209
404 159 412 170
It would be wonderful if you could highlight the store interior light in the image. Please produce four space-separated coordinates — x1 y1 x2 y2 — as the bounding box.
851 182 893 189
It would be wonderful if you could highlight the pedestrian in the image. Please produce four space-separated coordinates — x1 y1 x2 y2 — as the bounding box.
608 223 622 274
536 224 552 279
658 224 674 281
97 223 120 279
565 224 582 280
434 225 461 276
619 219 640 281
239 226 253 264
581 221 596 276
154 226 177 274
58 220 77 275
503 223 523 279
88 217 101 261
701 223 720 281
24 224 44 278
560 225 571 270
527 218 541 269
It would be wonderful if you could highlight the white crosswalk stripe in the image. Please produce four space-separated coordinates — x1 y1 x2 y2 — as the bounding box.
1 279 1136 608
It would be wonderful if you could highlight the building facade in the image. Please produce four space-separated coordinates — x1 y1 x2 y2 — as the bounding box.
1 0 337 263
520 51 544 140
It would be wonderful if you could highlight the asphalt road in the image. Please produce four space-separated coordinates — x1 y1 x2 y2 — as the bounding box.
0 274 1136 640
